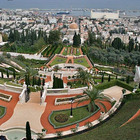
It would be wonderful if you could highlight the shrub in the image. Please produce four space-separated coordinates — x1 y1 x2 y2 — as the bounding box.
95 80 133 91
55 131 62 137
85 121 92 128
71 128 77 133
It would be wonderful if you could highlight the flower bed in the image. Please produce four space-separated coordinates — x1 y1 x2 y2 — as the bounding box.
55 114 69 123
0 92 12 102
55 94 88 105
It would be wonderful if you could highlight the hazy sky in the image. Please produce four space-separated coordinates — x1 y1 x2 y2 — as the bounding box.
1 0 140 10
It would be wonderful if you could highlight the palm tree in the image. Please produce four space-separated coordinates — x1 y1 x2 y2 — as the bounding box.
76 69 92 85
77 88 111 112
76 67 83 72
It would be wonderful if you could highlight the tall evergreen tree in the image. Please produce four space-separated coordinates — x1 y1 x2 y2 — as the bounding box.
38 77 41 86
1 71 3 78
32 76 35 86
26 121 31 140
108 74 111 82
7 69 9 78
42 78 45 86
101 74 104 83
13 70 16 79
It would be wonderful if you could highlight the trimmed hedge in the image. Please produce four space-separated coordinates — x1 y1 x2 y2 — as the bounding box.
95 79 134 91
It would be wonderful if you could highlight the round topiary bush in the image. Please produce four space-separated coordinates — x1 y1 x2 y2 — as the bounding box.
55 114 68 123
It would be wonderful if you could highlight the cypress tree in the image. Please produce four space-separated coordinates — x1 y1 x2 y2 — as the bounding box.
13 70 16 79
38 77 41 86
1 71 3 78
108 74 111 82
7 69 9 78
42 78 45 86
101 74 104 83
32 76 35 86
26 121 31 140
126 76 130 84
27 74 30 86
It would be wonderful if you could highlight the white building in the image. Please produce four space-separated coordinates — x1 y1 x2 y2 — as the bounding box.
91 11 119 19
134 66 140 83
0 34 2 43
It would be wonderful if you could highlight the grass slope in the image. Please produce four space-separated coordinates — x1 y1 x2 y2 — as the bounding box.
63 99 140 140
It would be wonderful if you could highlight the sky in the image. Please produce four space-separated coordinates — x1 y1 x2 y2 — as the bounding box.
1 0 140 10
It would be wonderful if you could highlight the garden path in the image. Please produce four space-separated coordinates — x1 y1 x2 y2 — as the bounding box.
66 56 74 64
60 47 65 54
79 48 83 55
0 92 45 133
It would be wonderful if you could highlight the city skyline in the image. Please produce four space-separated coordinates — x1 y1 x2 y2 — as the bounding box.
1 0 140 10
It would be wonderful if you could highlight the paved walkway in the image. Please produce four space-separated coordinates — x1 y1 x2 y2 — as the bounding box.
0 92 45 133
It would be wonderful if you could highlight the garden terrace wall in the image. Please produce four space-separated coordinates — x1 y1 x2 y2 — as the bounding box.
55 95 88 105
4 83 23 93
0 83 23 93
46 87 88 95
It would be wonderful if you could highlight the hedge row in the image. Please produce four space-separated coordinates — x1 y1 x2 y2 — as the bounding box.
95 79 134 91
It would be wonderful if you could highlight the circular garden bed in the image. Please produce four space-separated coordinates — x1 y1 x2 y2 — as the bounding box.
55 114 69 123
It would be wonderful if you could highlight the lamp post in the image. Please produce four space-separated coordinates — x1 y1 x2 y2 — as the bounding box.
70 98 74 118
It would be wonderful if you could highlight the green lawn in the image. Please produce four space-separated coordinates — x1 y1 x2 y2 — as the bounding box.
75 49 81 56
49 56 67 66
6 82 22 87
49 105 99 128
62 48 68 55
63 98 140 140
74 58 90 68
0 106 6 118
0 78 10 84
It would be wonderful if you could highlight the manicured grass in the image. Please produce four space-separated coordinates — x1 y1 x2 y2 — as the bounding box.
6 82 22 87
0 106 6 118
49 105 98 128
49 56 67 66
75 48 81 56
74 58 90 68
62 48 68 55
64 99 140 140
0 78 10 84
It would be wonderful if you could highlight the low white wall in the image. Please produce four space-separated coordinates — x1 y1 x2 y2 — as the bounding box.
4 83 23 93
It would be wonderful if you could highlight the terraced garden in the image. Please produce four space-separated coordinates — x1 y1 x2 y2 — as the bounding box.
41 45 63 57
62 47 81 56
74 57 90 68
63 97 140 140
49 56 67 66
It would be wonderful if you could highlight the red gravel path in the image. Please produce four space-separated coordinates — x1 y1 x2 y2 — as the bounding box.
0 90 19 125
